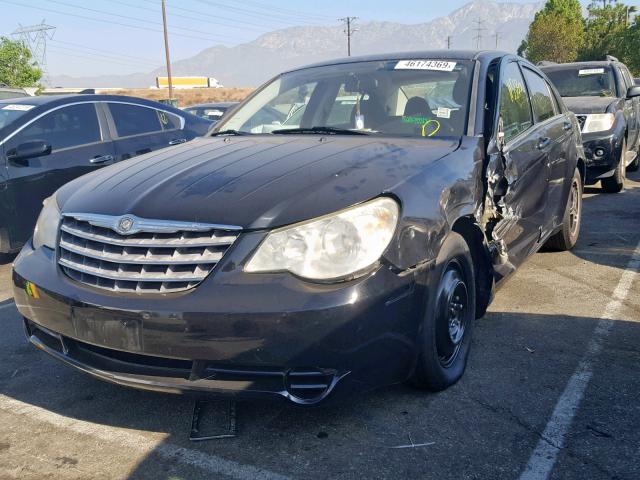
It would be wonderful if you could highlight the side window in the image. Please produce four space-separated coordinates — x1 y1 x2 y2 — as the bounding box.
12 103 101 150
109 103 162 137
522 68 556 122
158 110 182 131
499 62 533 143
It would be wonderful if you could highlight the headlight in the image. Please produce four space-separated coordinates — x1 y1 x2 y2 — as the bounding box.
245 197 400 281
33 194 61 250
582 113 615 133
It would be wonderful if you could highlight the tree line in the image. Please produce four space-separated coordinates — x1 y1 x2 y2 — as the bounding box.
518 0 640 74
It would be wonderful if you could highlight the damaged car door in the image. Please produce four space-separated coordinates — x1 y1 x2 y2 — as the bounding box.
488 60 551 272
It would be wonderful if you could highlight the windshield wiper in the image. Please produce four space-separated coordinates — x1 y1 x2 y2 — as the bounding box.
271 126 369 136
211 129 250 136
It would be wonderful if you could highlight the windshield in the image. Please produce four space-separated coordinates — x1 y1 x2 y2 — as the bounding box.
544 67 617 97
0 104 35 129
217 59 473 138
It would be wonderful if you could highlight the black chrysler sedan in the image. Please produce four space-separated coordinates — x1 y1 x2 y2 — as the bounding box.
0 95 211 254
13 51 585 405
541 59 640 192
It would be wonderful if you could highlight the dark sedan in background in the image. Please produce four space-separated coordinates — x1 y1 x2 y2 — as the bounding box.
541 58 640 192
13 51 584 405
183 102 239 122
0 95 211 254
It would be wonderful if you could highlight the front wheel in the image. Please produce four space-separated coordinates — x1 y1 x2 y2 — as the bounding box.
601 139 626 193
545 168 583 251
410 232 476 391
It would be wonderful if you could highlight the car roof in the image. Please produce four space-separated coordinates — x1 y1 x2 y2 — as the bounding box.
284 50 507 73
185 102 238 109
0 94 183 110
540 61 619 71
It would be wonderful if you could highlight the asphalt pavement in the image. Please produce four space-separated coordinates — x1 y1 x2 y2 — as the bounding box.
0 171 638 480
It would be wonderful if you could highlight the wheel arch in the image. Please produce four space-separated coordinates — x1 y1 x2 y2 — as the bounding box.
450 216 493 318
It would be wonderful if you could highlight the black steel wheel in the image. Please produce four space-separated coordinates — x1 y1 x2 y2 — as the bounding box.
410 232 476 391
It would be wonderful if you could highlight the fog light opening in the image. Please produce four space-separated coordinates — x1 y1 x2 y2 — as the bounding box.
594 148 606 158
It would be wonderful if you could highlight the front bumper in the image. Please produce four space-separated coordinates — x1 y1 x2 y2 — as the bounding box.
582 132 622 184
12 237 430 405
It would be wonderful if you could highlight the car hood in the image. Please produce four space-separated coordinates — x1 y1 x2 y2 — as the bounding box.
562 96 618 114
58 135 460 229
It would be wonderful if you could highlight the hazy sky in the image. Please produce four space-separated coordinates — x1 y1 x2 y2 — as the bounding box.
2 0 594 78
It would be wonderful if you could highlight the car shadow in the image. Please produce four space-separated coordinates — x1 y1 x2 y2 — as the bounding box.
1 310 639 479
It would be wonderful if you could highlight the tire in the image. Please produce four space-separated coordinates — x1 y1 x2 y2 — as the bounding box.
601 138 626 193
546 168 583 251
410 232 476 391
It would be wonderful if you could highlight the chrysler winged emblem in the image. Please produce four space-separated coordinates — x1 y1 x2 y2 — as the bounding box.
116 216 135 234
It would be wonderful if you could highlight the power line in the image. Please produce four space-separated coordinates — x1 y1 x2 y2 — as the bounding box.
339 17 358 57
223 0 336 22
47 47 158 69
48 42 160 68
140 0 313 32
49 39 162 65
0 0 243 44
193 0 326 28
43 0 239 42
111 0 265 33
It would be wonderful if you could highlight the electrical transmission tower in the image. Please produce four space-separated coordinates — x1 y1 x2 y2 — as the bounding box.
472 19 485 49
339 17 358 57
12 20 56 84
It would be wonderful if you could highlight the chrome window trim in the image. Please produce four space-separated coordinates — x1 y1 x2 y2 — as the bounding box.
0 100 185 147
63 212 242 234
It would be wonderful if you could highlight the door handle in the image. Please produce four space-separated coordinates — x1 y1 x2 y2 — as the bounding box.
89 154 115 164
563 121 572 131
537 137 551 150
169 138 187 145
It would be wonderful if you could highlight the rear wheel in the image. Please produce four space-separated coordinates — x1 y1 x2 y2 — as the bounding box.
601 139 626 193
410 232 476 391
546 168 583 251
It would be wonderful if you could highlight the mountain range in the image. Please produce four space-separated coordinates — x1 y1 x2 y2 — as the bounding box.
49 0 544 88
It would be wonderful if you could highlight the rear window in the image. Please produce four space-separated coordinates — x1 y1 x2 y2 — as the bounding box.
109 103 163 137
523 68 556 123
544 67 617 97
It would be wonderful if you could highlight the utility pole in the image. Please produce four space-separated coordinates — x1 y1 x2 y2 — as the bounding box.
494 31 501 49
447 35 451 49
473 19 485 49
161 0 173 101
12 21 56 85
339 17 358 56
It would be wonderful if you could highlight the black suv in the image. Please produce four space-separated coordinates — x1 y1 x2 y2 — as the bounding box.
541 58 640 192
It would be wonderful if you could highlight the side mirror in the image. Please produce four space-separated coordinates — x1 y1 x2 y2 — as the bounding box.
627 85 640 99
6 140 52 166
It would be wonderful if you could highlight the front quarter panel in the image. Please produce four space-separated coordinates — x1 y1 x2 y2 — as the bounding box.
385 136 486 270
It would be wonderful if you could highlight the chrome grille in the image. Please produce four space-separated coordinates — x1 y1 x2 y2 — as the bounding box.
58 214 241 293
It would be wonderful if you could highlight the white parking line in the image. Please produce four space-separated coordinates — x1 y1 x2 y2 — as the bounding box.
0 394 290 480
519 240 640 480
